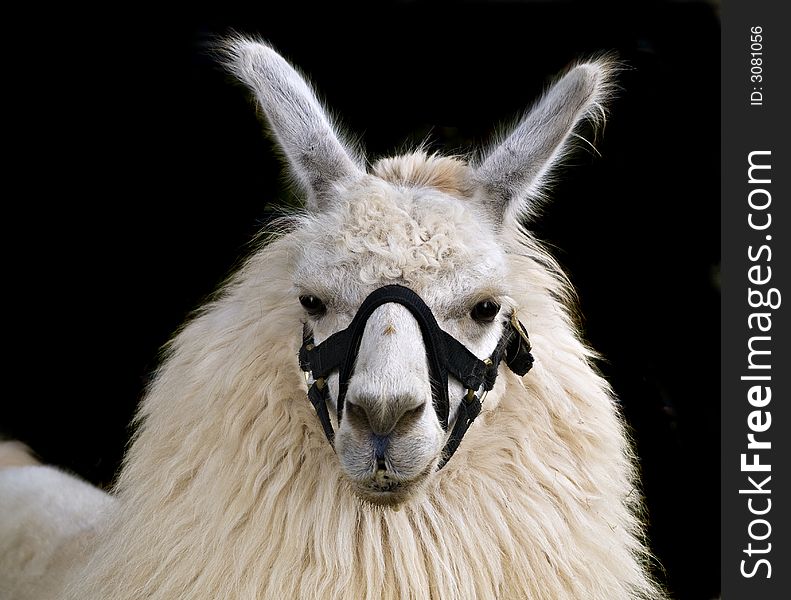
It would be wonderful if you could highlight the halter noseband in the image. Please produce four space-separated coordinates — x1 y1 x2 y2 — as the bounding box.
298 284 533 469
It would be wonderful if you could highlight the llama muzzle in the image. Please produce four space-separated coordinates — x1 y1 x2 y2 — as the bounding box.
299 284 534 469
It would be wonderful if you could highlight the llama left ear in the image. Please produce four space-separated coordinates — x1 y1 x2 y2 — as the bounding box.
472 58 615 226
221 36 365 211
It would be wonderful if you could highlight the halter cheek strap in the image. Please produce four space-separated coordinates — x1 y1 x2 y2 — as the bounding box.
298 284 534 469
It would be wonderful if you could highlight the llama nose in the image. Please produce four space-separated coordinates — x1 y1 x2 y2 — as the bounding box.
344 395 426 436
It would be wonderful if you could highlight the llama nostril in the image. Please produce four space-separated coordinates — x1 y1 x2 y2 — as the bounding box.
400 402 426 423
344 400 370 428
345 396 426 436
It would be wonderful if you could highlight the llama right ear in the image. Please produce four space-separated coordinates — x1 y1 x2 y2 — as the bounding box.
472 58 614 227
222 37 364 211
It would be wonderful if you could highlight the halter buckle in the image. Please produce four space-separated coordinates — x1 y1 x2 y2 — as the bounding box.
510 312 530 345
305 372 327 391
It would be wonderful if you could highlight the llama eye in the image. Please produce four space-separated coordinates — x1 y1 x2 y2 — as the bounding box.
470 300 500 323
299 295 326 316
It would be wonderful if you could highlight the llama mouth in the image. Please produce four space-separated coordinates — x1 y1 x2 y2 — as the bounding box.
366 470 403 492
370 476 401 493
353 467 409 504
357 481 407 506
354 460 436 505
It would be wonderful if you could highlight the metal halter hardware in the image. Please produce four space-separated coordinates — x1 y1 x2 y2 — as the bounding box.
298 285 534 470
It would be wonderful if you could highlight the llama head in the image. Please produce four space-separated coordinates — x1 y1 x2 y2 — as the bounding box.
224 37 612 505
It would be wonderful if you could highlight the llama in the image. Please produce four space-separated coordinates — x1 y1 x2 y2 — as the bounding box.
0 37 664 599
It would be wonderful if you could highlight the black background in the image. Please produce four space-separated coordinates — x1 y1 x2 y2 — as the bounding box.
4 2 720 598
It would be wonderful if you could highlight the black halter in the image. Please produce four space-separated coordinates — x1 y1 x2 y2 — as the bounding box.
298 285 533 469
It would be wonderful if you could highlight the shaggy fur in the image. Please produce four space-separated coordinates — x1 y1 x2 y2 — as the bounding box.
0 38 664 599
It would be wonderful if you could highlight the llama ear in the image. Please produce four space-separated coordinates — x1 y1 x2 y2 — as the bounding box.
222 37 364 211
472 58 615 226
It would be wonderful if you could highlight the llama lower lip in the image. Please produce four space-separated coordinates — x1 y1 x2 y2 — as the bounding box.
356 461 434 503
358 481 407 505
366 469 402 493
370 479 400 492
354 471 407 503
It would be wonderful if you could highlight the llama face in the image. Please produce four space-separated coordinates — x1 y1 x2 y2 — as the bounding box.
292 174 511 502
224 37 612 504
